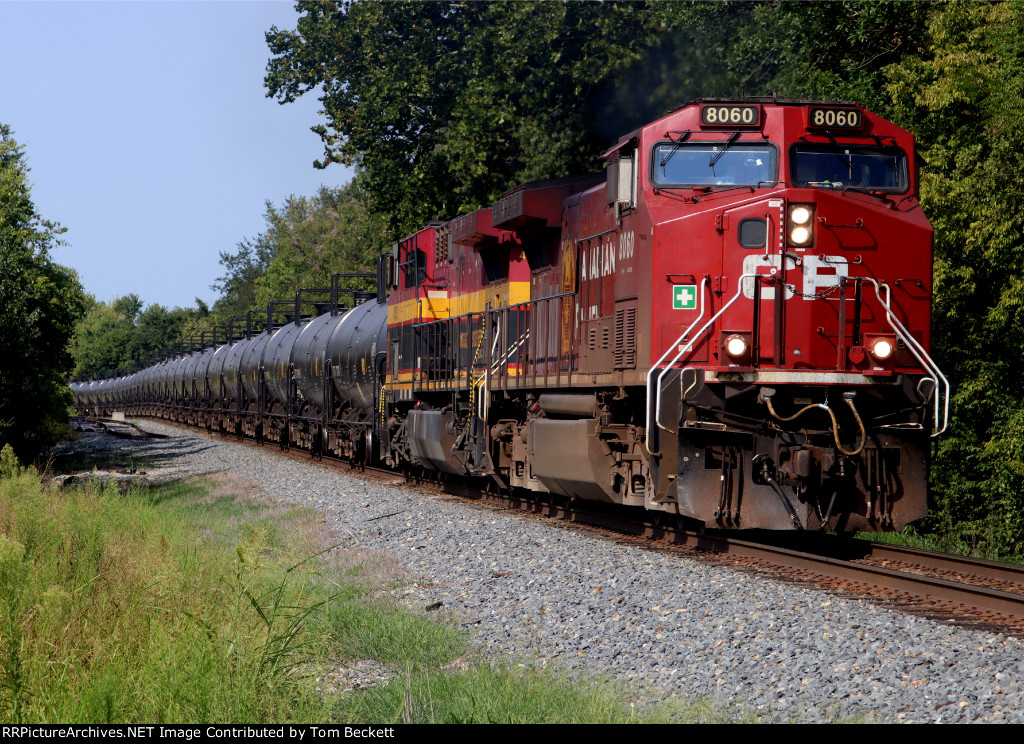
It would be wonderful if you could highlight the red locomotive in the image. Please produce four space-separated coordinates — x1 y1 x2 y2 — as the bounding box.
75 97 947 532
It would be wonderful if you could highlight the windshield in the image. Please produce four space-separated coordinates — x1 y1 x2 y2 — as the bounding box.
652 143 776 187
791 145 908 191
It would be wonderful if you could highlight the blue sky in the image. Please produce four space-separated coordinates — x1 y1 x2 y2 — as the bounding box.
1 0 353 310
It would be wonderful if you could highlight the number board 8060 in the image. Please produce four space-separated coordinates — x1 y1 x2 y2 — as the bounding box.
700 105 760 127
807 107 862 130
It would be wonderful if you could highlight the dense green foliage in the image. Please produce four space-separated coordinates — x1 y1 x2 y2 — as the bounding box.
265 1 929 234
72 295 205 380
885 2 1024 555
0 451 466 722
212 183 386 319
0 125 87 459
266 1 659 231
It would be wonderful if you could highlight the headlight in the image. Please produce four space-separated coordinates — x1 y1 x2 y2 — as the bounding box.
788 204 814 246
790 206 812 225
869 338 895 361
790 225 811 245
724 334 749 359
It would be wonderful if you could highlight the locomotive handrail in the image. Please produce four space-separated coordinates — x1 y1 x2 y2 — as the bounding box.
864 278 949 437
645 273 949 453
653 275 763 438
644 277 708 455
490 329 530 375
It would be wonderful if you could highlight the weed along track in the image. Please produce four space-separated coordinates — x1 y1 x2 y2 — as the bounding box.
48 419 1024 723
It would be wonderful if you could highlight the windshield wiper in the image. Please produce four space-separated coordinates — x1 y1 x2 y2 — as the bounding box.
689 185 756 202
708 131 741 168
659 130 693 170
823 134 854 177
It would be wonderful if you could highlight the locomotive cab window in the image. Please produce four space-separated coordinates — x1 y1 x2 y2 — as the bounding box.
652 143 777 188
402 247 427 289
791 145 908 192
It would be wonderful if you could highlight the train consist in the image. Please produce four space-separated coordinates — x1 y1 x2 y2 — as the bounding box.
73 97 947 532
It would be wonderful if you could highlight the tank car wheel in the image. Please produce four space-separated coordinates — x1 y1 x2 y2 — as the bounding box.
361 428 373 466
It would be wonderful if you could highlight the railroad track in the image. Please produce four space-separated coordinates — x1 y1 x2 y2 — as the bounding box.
702 537 1024 629
88 416 1024 633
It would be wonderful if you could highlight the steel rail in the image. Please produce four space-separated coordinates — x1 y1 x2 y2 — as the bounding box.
716 537 1024 620
864 542 1024 587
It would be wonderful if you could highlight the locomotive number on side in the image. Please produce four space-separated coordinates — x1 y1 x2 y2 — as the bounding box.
807 107 862 130
700 105 760 127
618 230 634 261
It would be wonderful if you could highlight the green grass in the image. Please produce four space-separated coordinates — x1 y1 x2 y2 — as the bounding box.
42 445 149 476
855 526 948 552
0 445 420 722
0 443 741 724
334 663 743 724
856 524 1024 566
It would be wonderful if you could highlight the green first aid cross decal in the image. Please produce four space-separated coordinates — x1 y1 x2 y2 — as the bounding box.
673 285 697 310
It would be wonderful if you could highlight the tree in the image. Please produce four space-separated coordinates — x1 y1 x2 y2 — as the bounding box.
265 1 659 233
0 124 87 459
676 1 933 117
210 233 275 322
252 184 385 307
71 297 134 379
886 1 1024 557
211 183 386 317
72 296 205 378
124 303 192 365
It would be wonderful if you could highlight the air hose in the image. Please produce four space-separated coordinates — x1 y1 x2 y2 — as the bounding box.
765 396 866 457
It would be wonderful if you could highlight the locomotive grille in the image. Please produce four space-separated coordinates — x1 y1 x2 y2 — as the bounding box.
614 306 636 368
587 326 611 350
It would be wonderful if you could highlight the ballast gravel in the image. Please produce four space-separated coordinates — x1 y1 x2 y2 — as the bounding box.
52 421 1024 723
